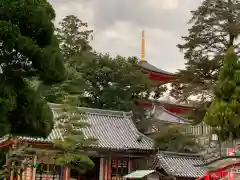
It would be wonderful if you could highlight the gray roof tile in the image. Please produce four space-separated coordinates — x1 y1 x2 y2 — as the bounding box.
48 103 154 151
151 106 188 124
138 61 175 75
0 104 154 151
157 151 206 178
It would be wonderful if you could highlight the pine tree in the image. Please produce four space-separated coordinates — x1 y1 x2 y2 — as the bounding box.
154 124 200 153
204 47 240 141
170 0 240 123
42 16 162 112
0 0 65 137
0 143 36 179
53 105 96 173
40 15 93 106
56 15 93 59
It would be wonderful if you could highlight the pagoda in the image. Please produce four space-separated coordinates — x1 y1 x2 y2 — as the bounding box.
137 30 194 115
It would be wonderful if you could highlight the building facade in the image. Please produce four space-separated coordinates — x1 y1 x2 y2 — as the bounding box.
0 103 155 180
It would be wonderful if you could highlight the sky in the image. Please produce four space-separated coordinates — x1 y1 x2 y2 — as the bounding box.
49 0 202 73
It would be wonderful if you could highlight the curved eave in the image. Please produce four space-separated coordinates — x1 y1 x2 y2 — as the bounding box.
138 61 176 82
139 101 194 114
0 135 52 149
138 61 175 76
146 71 176 82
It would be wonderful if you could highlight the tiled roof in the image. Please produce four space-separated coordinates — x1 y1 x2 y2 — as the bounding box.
0 134 50 144
0 103 154 151
157 151 206 178
151 106 188 124
138 61 175 75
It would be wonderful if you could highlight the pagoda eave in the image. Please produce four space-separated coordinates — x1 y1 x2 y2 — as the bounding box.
138 61 176 83
145 71 176 82
140 101 194 114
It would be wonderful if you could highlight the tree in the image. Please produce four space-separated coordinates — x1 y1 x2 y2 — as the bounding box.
0 0 65 137
204 47 240 141
41 15 93 106
39 16 96 172
79 54 155 111
56 15 93 59
154 125 200 153
52 105 96 174
170 0 240 123
0 144 36 179
43 15 165 112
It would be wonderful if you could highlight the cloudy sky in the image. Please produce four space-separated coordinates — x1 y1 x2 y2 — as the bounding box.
49 0 202 73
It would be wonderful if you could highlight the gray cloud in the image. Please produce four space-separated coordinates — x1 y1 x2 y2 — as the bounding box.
50 0 202 72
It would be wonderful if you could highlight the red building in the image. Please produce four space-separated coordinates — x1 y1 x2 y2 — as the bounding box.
138 30 194 115
0 103 155 180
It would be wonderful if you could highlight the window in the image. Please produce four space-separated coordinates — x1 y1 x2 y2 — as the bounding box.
111 158 129 180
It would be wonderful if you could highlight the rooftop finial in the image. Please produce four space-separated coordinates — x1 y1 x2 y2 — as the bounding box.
140 30 145 61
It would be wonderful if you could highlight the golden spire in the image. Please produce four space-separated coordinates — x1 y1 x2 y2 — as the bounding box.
140 30 145 61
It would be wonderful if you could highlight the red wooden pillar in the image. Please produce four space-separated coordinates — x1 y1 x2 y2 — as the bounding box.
116 159 118 180
63 167 69 180
103 159 106 180
108 157 111 180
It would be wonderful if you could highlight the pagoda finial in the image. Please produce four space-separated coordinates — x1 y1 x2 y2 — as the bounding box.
140 30 145 61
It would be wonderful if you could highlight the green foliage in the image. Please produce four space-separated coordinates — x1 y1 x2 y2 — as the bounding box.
0 0 65 137
170 0 240 123
80 54 153 111
39 16 96 173
43 15 164 113
0 144 35 179
56 15 93 59
53 105 96 173
204 47 240 140
41 15 93 106
154 125 200 153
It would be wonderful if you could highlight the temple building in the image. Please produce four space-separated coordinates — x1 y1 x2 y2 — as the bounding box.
0 103 208 180
0 103 155 180
0 31 221 180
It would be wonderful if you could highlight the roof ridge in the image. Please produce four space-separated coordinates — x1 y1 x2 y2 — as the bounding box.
48 103 133 117
149 99 194 108
159 151 202 158
158 106 190 124
138 60 175 75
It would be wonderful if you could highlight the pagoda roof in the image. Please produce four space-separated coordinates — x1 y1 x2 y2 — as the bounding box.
0 103 154 151
156 151 205 178
138 61 175 76
150 106 189 125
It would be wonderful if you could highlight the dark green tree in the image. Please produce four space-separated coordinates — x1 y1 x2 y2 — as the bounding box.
56 15 93 59
0 144 37 179
0 0 65 137
52 105 96 173
39 16 96 172
79 54 154 111
41 15 93 105
170 0 240 123
204 47 240 141
154 124 200 153
42 15 165 112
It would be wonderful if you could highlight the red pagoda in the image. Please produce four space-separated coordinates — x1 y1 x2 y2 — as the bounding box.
138 30 194 115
